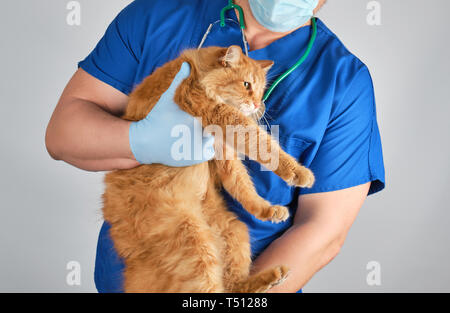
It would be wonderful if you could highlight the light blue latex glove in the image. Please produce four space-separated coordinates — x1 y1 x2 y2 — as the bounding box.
129 62 215 166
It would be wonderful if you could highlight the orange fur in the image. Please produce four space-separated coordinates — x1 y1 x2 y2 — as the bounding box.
102 46 314 293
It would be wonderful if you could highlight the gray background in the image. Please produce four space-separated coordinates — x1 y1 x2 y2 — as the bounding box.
0 0 449 292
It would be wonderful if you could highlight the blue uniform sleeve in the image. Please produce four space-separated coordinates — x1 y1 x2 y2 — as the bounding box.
78 1 145 95
300 66 385 196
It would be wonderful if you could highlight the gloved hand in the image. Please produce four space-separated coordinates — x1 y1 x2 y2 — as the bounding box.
129 62 215 167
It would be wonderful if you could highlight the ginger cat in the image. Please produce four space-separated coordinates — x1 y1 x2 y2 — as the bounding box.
102 46 315 293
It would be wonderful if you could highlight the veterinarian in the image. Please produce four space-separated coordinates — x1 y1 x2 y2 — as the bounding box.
46 0 385 293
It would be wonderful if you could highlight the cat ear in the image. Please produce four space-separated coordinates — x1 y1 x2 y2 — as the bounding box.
257 60 274 73
221 45 242 67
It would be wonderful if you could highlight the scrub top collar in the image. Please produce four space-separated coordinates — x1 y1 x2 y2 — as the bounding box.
202 0 317 59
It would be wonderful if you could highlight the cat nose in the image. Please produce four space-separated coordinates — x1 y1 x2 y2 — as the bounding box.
253 102 260 108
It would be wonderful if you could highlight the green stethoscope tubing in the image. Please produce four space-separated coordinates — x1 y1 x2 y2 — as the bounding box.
221 0 246 29
220 0 318 103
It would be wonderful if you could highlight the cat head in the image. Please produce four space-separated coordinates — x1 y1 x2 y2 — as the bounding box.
186 46 273 119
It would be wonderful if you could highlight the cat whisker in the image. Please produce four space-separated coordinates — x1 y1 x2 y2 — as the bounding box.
263 116 271 131
262 111 274 121
259 112 265 122
253 112 262 125
256 111 271 131
264 72 279 80
256 111 265 124
264 110 277 120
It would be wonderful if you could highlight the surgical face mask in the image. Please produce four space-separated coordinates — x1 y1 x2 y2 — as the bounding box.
248 0 319 33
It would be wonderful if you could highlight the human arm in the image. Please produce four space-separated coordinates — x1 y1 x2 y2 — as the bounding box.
45 68 138 171
46 63 214 171
46 1 216 171
45 1 141 171
250 182 371 292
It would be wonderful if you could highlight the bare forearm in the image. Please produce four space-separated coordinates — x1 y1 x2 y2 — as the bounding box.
62 156 139 172
250 222 341 292
254 184 369 292
46 98 139 171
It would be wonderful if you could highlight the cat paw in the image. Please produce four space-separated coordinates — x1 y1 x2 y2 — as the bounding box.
257 205 290 223
268 265 291 288
261 265 291 293
233 265 291 293
287 166 315 188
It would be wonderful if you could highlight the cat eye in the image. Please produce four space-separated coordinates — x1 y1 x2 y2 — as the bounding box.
244 81 251 90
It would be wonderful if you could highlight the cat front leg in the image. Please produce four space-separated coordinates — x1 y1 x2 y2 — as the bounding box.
241 125 315 188
220 116 315 189
215 159 289 223
175 92 315 189
271 145 315 188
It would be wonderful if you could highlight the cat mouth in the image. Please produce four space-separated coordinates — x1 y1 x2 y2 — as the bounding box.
239 103 259 116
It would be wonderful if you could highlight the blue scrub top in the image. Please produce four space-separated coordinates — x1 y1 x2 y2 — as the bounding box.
79 0 386 293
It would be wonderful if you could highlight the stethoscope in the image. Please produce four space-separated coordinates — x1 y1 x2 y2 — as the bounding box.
198 0 318 104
